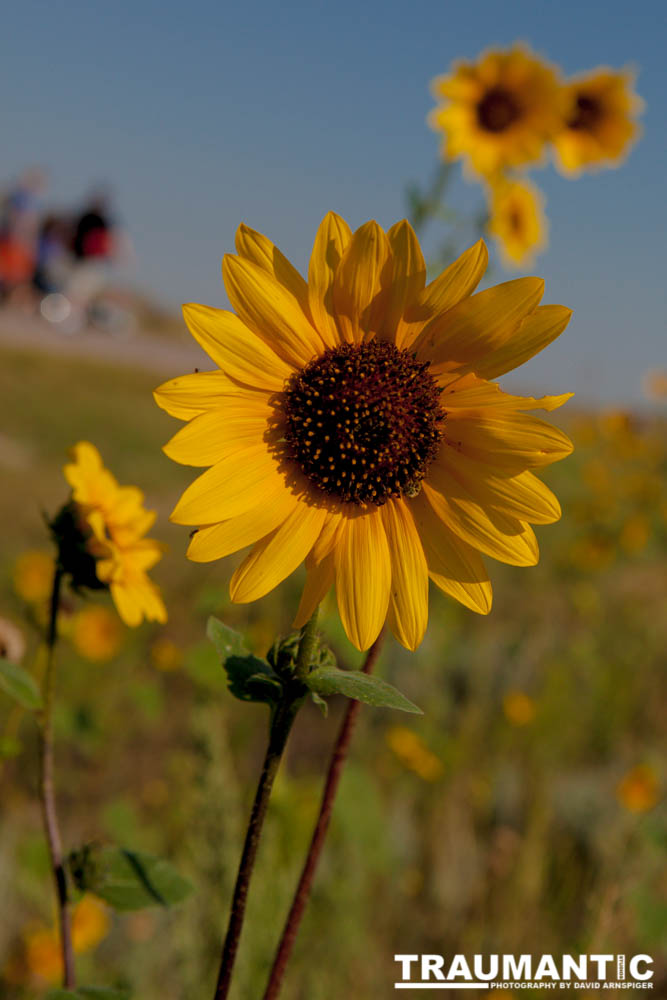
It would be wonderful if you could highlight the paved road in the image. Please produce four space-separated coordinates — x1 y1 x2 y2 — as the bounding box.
0 308 211 375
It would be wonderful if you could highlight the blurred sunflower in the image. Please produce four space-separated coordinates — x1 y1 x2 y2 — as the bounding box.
157 215 572 651
55 442 167 627
429 45 565 177
553 68 643 176
487 176 547 268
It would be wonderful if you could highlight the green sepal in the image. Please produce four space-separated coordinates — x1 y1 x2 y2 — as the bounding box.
68 844 193 910
207 617 282 705
0 660 43 710
310 691 329 717
305 667 422 714
46 988 130 1000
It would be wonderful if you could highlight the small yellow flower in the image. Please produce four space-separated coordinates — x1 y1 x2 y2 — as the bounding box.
23 926 62 983
61 442 167 627
71 894 110 952
21 895 109 984
553 68 644 176
619 514 650 554
156 215 573 651
617 765 660 813
72 605 124 661
150 635 183 671
12 549 55 604
487 176 547 268
502 690 536 726
387 725 443 781
429 45 565 177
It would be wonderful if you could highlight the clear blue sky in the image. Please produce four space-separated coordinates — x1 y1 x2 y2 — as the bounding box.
2 0 665 405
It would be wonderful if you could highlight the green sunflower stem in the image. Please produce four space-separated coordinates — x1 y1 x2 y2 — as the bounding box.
262 630 385 1000
39 564 76 989
213 610 319 1000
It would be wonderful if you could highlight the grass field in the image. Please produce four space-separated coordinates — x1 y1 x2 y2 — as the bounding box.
1 339 665 999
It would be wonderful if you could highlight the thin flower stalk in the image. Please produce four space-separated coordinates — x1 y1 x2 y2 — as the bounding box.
213 612 319 1000
39 564 76 988
263 631 385 1000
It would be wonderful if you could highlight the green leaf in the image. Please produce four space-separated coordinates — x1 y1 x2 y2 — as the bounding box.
69 845 193 910
305 667 422 714
47 989 130 1000
206 616 282 705
0 659 43 710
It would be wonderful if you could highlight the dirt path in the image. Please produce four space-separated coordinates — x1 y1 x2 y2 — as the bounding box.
0 308 211 374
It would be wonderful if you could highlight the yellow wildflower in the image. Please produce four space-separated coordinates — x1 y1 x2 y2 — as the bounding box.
617 765 660 813
502 690 536 726
72 605 124 661
12 549 55 604
387 725 443 781
487 176 547 268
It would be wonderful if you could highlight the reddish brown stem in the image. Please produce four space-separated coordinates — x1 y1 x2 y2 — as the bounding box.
39 566 76 988
262 632 385 1000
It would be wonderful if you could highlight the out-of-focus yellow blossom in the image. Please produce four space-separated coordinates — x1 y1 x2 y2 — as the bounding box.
553 68 644 177
12 549 55 604
429 45 565 177
72 605 124 661
620 514 650 554
23 926 62 983
487 176 547 268
150 635 183 672
502 690 536 726
642 369 667 401
20 895 109 983
616 765 660 813
62 442 167 627
387 725 443 781
71 894 110 951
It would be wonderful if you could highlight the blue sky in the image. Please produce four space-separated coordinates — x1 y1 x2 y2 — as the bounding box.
2 0 665 404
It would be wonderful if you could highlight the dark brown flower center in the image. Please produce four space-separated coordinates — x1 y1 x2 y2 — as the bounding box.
283 340 445 506
568 93 603 131
477 87 521 132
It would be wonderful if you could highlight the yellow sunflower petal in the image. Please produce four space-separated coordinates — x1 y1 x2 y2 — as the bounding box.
153 371 239 420
163 402 272 467
223 254 323 367
441 373 573 412
401 240 488 348
411 492 492 614
383 220 427 347
170 443 285 525
462 304 573 380
182 303 293 391
332 220 392 343
439 447 562 524
293 550 336 629
229 500 327 603
415 277 545 374
187 483 300 562
235 223 312 319
381 498 429 651
334 509 391 650
443 411 574 470
423 476 539 567
308 211 353 348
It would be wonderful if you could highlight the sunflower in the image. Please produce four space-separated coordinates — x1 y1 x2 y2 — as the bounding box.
553 68 643 177
156 215 572 651
487 176 547 268
60 442 167 626
429 45 565 178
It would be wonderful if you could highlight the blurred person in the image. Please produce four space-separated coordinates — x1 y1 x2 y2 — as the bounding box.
32 213 73 295
65 188 117 328
0 167 47 302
